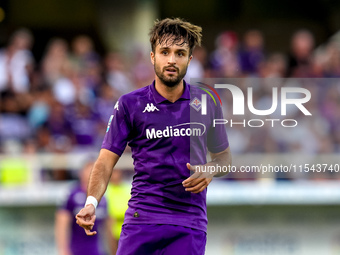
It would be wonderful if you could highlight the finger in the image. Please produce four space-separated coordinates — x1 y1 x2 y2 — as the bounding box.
90 215 96 225
75 210 86 219
183 170 209 187
183 163 195 185
75 213 82 220
75 213 93 225
76 206 96 219
76 217 94 227
84 224 92 230
84 228 97 236
183 174 203 187
186 163 195 171
84 219 95 229
189 177 212 191
192 185 208 194
188 169 212 184
75 209 91 222
182 170 203 186
186 179 211 193
185 179 207 192
184 176 204 188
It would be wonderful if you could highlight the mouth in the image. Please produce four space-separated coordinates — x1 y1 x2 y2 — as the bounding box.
164 66 178 74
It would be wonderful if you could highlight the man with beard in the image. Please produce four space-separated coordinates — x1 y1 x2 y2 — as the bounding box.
76 18 231 255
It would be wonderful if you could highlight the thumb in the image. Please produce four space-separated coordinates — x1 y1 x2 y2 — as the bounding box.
186 163 195 171
90 215 96 224
76 208 87 218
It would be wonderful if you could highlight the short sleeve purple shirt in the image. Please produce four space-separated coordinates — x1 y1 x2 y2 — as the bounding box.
102 80 229 232
61 185 108 255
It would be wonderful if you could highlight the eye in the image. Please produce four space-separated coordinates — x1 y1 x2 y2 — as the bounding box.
161 51 168 55
178 52 184 57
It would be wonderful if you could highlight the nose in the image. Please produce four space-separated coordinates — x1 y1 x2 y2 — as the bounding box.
168 53 176 65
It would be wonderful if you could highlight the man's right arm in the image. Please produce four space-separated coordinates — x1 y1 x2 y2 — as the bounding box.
75 149 120 235
87 149 120 201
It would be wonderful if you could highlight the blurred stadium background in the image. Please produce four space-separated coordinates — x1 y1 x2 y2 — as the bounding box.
1 0 340 254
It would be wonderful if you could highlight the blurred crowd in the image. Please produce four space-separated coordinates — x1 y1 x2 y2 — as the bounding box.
0 29 154 155
0 27 340 157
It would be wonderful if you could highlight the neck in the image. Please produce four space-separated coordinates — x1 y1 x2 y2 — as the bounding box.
154 77 184 103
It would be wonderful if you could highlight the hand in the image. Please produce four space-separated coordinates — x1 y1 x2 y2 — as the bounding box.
182 163 217 193
59 249 72 255
75 204 97 236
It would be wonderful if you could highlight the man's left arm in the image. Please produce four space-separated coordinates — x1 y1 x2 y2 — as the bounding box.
182 147 232 193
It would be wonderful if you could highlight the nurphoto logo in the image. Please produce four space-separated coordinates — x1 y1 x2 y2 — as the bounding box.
195 82 312 128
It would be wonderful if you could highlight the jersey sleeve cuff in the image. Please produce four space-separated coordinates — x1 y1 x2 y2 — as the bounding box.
208 142 229 154
101 144 124 157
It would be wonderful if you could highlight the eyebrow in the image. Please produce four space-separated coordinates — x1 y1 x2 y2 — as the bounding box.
159 47 188 52
159 47 170 50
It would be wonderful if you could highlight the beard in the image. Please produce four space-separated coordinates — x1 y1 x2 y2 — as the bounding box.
154 60 188 88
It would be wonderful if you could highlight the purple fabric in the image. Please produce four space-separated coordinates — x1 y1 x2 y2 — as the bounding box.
61 185 108 255
116 224 206 255
102 80 229 233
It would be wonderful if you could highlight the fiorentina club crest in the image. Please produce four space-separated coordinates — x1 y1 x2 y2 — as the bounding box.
190 97 201 111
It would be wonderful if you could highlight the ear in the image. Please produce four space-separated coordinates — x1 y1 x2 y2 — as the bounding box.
188 55 193 65
150 51 155 65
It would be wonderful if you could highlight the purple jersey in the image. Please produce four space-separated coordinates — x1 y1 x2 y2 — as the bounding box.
102 81 229 232
61 185 108 255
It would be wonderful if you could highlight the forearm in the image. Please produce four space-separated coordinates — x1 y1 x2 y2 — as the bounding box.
210 147 232 177
87 161 111 202
87 149 120 202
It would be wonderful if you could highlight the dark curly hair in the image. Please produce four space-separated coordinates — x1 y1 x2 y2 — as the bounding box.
149 18 202 56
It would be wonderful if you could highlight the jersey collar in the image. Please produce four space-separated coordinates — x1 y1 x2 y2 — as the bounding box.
150 80 190 104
